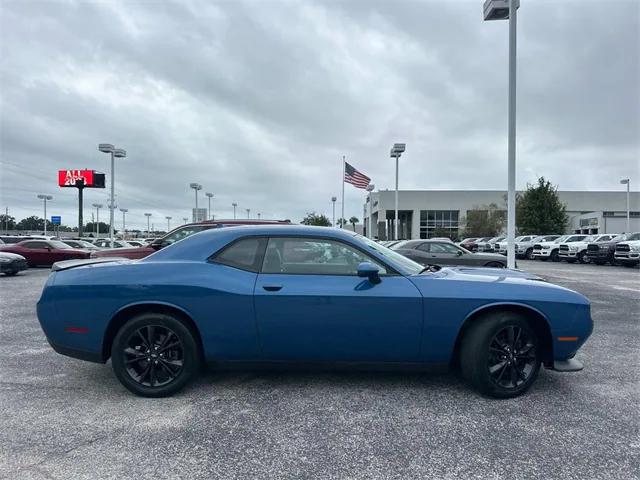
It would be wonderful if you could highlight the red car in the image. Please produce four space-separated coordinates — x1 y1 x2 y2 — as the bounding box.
0 239 90 266
93 219 292 260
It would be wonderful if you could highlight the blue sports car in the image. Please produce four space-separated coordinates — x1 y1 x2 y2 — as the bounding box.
37 225 592 398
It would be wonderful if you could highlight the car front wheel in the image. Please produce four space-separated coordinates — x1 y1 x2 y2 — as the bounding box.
460 312 541 398
111 313 200 397
525 248 534 260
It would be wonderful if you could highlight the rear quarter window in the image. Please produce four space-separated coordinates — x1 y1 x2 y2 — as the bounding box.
211 238 265 272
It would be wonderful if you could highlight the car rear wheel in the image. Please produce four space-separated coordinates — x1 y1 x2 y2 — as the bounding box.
578 251 590 264
111 313 200 397
484 261 505 268
460 312 541 398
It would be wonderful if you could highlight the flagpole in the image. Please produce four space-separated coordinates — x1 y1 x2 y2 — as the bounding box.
341 155 345 229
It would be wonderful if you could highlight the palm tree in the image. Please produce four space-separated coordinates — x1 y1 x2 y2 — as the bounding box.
349 216 359 232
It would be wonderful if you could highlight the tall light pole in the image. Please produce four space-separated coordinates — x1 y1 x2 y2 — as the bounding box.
166 216 172 232
366 184 375 238
92 203 103 237
257 213 261 219
331 196 337 227
189 183 202 222
484 0 519 269
120 208 128 239
246 208 251 219
144 213 152 235
205 192 214 220
37 194 53 235
99 144 126 244
620 178 630 232
183 217 189 224
232 203 238 219
390 143 405 240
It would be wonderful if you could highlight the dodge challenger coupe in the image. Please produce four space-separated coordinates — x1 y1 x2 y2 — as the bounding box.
37 225 592 398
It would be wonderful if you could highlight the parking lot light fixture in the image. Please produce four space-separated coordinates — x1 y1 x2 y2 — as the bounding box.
331 196 337 227
620 178 630 232
183 217 189 224
390 143 405 240
246 208 251 219
205 192 214 220
165 216 172 232
92 203 103 237
144 213 152 236
37 194 53 235
189 183 202 221
257 213 261 219
98 144 125 245
483 0 519 269
366 184 375 239
119 208 128 238
232 203 238 219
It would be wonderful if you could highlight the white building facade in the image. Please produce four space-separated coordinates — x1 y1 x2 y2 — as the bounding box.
363 190 640 240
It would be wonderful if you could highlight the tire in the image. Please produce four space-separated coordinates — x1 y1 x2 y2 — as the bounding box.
550 250 560 262
593 260 606 266
3 270 18 276
484 261 505 268
525 248 534 260
578 251 590 264
111 312 200 397
460 312 541 398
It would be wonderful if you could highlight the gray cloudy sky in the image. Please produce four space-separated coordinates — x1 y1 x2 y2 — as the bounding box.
1 0 638 230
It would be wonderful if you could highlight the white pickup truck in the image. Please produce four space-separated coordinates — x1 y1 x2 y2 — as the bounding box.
496 235 534 256
558 234 616 264
515 235 560 259
614 239 640 267
532 235 589 262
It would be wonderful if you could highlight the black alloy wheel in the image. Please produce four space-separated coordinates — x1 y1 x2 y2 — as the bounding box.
487 325 537 391
112 313 200 397
551 250 560 262
460 312 541 398
578 251 590 264
525 248 534 260
123 325 184 388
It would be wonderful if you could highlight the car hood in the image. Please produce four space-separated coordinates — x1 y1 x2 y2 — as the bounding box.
409 266 588 304
0 251 26 260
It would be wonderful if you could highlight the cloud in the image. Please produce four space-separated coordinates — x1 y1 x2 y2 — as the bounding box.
1 0 638 230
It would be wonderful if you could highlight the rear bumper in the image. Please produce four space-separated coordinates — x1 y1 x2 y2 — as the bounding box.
47 337 105 364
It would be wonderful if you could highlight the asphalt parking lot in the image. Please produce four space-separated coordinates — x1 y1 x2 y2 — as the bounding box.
0 261 638 480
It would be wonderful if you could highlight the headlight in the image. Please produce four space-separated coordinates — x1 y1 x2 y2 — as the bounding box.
569 246 578 251
0 257 11 263
631 245 640 252
542 246 551 250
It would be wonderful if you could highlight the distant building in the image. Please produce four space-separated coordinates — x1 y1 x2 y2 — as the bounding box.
363 190 640 240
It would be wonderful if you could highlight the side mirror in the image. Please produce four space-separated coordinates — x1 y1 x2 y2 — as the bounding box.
357 262 381 284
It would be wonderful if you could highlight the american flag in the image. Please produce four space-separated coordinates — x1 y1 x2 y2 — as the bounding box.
344 162 370 189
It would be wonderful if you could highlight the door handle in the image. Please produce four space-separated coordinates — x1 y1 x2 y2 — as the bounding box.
262 285 283 292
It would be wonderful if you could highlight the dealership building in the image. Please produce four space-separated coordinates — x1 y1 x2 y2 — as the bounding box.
363 189 640 240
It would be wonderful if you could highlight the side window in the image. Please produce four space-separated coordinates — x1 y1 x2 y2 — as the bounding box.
262 238 387 275
22 241 47 249
212 238 264 272
416 243 431 252
430 243 459 254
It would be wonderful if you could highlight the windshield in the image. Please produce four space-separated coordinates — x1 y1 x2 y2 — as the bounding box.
358 235 423 275
553 236 568 243
627 233 640 241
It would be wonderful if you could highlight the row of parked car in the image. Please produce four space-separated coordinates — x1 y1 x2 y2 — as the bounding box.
456 233 640 267
0 235 157 276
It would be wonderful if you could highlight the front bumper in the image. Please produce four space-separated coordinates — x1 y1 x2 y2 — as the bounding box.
0 259 28 273
586 250 611 260
558 251 579 259
532 249 551 258
614 253 640 264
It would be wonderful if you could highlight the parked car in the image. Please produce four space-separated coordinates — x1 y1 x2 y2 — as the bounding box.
558 234 616 264
0 252 28 276
614 238 640 267
61 239 102 251
0 239 90 266
458 238 479 251
126 240 146 247
92 239 139 249
392 239 508 268
532 235 573 262
37 225 592 398
513 235 559 259
477 236 505 253
587 232 640 265
0 236 36 244
471 237 494 253
92 219 292 260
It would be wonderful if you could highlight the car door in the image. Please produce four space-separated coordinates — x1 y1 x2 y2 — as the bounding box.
427 242 466 266
19 241 50 266
253 236 423 362
402 242 432 265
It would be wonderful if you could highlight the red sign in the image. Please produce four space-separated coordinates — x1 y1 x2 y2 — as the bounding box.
58 169 95 187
